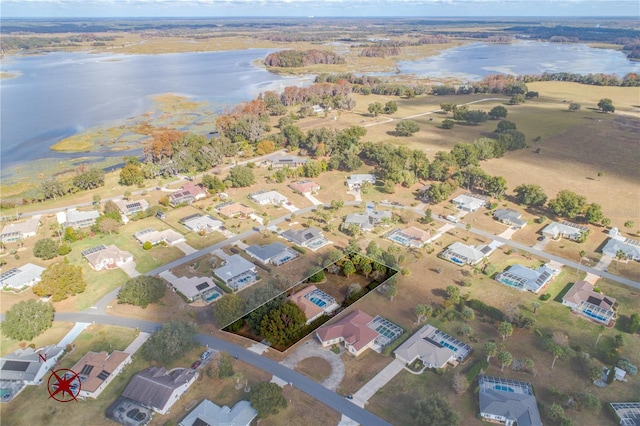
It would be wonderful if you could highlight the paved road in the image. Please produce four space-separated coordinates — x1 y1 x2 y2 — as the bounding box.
54 312 391 426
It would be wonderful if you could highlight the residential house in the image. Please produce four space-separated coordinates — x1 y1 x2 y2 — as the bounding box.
386 226 431 248
82 245 133 271
0 217 40 243
493 209 527 229
271 155 308 169
610 402 640 426
213 254 258 290
249 190 288 206
281 227 329 250
440 241 496 266
179 399 257 426
245 242 298 266
562 280 616 326
346 174 376 190
58 209 100 229
394 324 472 368
133 228 186 246
316 310 402 356
451 193 486 212
289 180 320 195
181 214 222 233
0 263 45 290
344 209 392 232
541 221 587 241
417 184 431 202
215 202 254 219
0 345 64 388
602 235 640 261
114 199 150 216
289 285 339 324
170 276 221 303
478 375 542 426
495 263 556 294
122 367 197 415
70 350 132 399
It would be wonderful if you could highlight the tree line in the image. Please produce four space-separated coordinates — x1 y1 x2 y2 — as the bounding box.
264 49 345 67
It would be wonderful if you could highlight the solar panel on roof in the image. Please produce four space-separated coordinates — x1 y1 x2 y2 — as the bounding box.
125 202 141 210
2 361 30 372
193 418 212 426
0 268 20 281
80 364 94 375
195 282 210 291
97 370 110 381
81 245 107 257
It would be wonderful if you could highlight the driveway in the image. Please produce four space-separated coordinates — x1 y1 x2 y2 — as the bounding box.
498 227 519 240
119 260 140 278
283 203 299 213
175 241 197 255
351 358 404 407
346 189 362 202
532 237 551 251
280 340 345 392
304 193 323 206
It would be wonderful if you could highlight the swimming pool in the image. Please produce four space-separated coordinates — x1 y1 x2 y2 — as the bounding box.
309 297 327 308
450 257 464 265
494 385 515 393
204 292 220 302
440 341 459 352
583 309 607 322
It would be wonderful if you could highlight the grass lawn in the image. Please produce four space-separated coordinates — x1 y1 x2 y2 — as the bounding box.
0 321 75 357
295 357 332 382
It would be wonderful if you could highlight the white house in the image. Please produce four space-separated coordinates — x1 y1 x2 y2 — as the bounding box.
451 193 486 212
58 209 100 229
493 209 527 228
0 263 45 290
181 214 223 233
289 180 321 195
70 350 132 399
170 276 221 302
0 217 40 243
249 190 288 206
122 367 198 415
495 263 556 293
271 156 308 169
0 345 64 386
602 236 640 261
541 221 587 241
478 375 542 426
114 199 150 216
346 174 376 189
344 209 392 232
394 324 472 368
81 245 133 271
133 228 186 246
179 399 257 426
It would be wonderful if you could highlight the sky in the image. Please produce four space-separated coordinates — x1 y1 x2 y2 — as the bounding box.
2 0 639 18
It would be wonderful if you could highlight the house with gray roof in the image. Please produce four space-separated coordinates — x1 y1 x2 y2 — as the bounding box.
114 199 150 216
245 242 298 266
0 263 45 291
82 244 133 271
181 214 222 233
249 190 288 206
610 402 640 426
179 399 257 426
0 217 40 243
493 209 527 229
541 221 587 241
281 227 330 250
346 174 376 189
451 193 486 212
344 209 392 232
478 375 542 426
602 236 640 261
58 209 100 229
122 367 197 415
133 228 186 246
0 345 64 386
271 155 308 169
394 324 472 369
440 241 495 266
213 254 258 290
495 263 556 294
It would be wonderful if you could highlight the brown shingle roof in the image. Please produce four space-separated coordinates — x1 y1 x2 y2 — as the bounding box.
316 310 378 352
71 351 130 393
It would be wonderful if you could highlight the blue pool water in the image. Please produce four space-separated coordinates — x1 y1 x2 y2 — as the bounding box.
500 278 520 288
204 292 220 302
451 257 464 265
494 385 515 393
440 341 459 352
310 297 327 308
584 310 607 322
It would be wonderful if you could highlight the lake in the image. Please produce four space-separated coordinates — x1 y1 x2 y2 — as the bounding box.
1 41 638 178
398 40 640 80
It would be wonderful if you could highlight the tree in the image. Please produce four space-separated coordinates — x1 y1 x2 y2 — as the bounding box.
601 217 611 227
484 341 498 363
585 203 604 224
532 301 541 314
33 238 59 260
495 120 517 133
255 140 276 155
249 382 288 418
308 268 325 283
141 320 198 364
73 167 105 190
342 260 356 277
498 321 513 340
445 285 461 304
509 94 525 105
227 165 255 188
218 352 234 378
260 301 306 346
1 300 54 341
119 163 144 186
412 395 460 426
465 110 488 124
460 307 475 321
489 106 508 119
575 392 601 412
498 350 513 371
597 98 615 113
524 358 535 372
214 294 246 327
628 313 640 334
551 344 565 369
548 190 587 219
395 120 420 136
440 103 456 113
547 404 565 422
367 102 384 116
624 220 635 233
384 101 398 114
415 304 432 323
118 276 166 308
451 373 469 395
97 217 121 235
103 200 120 215
594 325 605 348
588 365 602 382
568 102 581 111
441 119 455 129
514 184 548 207
388 285 397 302
202 174 226 193
33 259 86 302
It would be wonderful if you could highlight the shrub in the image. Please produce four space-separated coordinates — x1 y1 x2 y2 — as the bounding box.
465 359 489 383
540 293 551 301
143 241 153 250
58 245 72 255
291 245 306 254
466 299 504 321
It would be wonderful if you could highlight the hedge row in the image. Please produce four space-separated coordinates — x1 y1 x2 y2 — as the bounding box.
466 299 504 321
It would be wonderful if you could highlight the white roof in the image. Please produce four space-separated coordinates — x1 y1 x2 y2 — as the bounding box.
250 190 288 204
347 174 376 186
65 209 100 223
452 194 485 210
179 399 257 426
542 221 584 237
0 217 40 237
446 241 487 263
0 263 45 289
183 215 223 232
171 276 215 300
602 237 640 261
214 255 256 281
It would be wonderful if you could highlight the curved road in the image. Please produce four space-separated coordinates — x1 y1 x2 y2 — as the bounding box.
55 312 391 426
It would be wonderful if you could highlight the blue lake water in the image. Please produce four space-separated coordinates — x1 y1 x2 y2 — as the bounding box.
398 40 640 80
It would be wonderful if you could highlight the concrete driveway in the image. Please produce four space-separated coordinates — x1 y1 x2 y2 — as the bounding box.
119 260 140 278
304 193 323 206
175 241 197 255
280 340 345 391
351 358 404 407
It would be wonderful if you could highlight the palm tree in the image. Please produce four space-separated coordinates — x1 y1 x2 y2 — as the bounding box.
524 358 534 372
615 249 627 269
498 321 513 340
388 286 397 302
551 345 564 369
484 342 497 363
531 301 541 314
594 325 605 348
498 351 513 371
460 307 474 322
